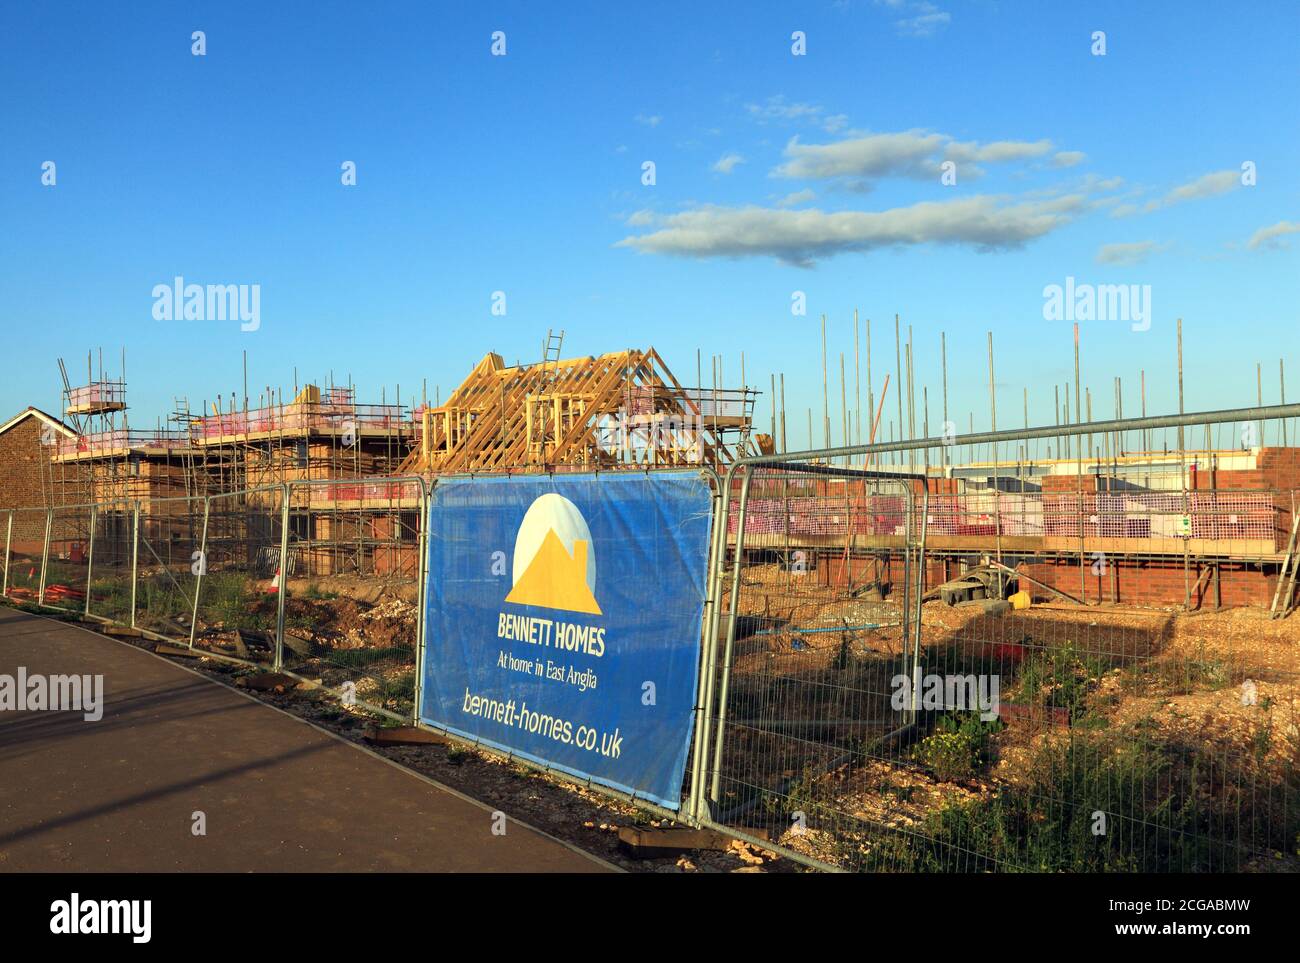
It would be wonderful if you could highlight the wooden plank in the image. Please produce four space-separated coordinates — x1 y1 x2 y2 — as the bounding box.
154 642 202 658
363 726 451 746
616 825 770 858
234 672 298 692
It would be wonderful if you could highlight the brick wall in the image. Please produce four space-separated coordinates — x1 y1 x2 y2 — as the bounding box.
0 416 81 551
1018 557 1275 608
815 548 1277 609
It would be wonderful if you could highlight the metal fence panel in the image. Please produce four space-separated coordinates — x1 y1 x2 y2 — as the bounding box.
693 414 1299 871
41 504 95 613
3 508 49 603
191 486 286 664
132 496 206 638
86 501 136 622
699 463 927 869
276 477 425 720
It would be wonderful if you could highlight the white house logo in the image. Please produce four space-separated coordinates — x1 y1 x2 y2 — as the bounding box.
505 493 601 614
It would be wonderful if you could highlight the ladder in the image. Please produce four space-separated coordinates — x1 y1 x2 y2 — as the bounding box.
542 329 564 370
530 330 566 464
1271 510 1300 619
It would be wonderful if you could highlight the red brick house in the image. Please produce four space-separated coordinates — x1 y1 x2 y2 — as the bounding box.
0 407 79 552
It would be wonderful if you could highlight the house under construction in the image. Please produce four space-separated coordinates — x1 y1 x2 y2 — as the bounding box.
397 345 765 475
26 334 1297 611
734 444 1299 612
38 341 763 580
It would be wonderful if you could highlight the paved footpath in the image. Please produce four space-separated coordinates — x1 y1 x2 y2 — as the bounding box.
0 606 612 872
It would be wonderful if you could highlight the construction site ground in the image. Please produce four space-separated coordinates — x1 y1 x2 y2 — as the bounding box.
719 563 1300 870
6 565 1297 873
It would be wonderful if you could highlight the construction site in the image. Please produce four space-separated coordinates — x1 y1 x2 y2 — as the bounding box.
8 323 1297 611
2 322 1298 874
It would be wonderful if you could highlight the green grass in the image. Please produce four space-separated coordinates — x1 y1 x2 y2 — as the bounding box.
87 576 132 621
324 646 410 669
913 713 1003 782
197 571 273 631
1015 640 1109 723
880 728 1298 872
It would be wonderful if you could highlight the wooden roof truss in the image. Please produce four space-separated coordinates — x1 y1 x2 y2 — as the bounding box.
402 347 757 474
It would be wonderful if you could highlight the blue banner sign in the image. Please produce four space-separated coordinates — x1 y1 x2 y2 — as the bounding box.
420 472 713 810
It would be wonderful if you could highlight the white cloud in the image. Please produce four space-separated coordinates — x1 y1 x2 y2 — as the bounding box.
745 97 849 135
625 209 656 226
1095 240 1162 266
775 130 946 179
895 9 951 37
617 193 1087 266
635 113 662 127
1247 220 1300 250
945 138 1053 164
1053 151 1087 168
880 1 951 37
777 189 817 207
746 95 826 123
1109 169 1241 218
713 153 745 174
1164 169 1239 204
773 129 1057 182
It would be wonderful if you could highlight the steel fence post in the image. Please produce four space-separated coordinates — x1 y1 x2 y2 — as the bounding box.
692 463 737 822
686 467 723 824
38 508 52 607
84 503 97 618
129 503 140 627
709 464 754 805
2 511 11 597
190 495 210 649
907 483 929 720
411 478 431 724
274 483 291 671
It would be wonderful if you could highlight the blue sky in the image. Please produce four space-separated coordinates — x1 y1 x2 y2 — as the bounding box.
1 0 1296 449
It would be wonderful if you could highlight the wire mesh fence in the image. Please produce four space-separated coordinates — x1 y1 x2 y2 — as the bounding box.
4 405 1298 871
192 486 285 662
3 508 48 603
275 477 425 719
697 463 928 869
133 496 205 637
42 504 93 613
902 603 1300 872
694 416 1300 871
86 501 135 623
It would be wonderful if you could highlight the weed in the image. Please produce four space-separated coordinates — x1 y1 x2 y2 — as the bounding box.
913 713 1002 782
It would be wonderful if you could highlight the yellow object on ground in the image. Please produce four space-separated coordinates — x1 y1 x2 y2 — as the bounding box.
1009 590 1031 610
